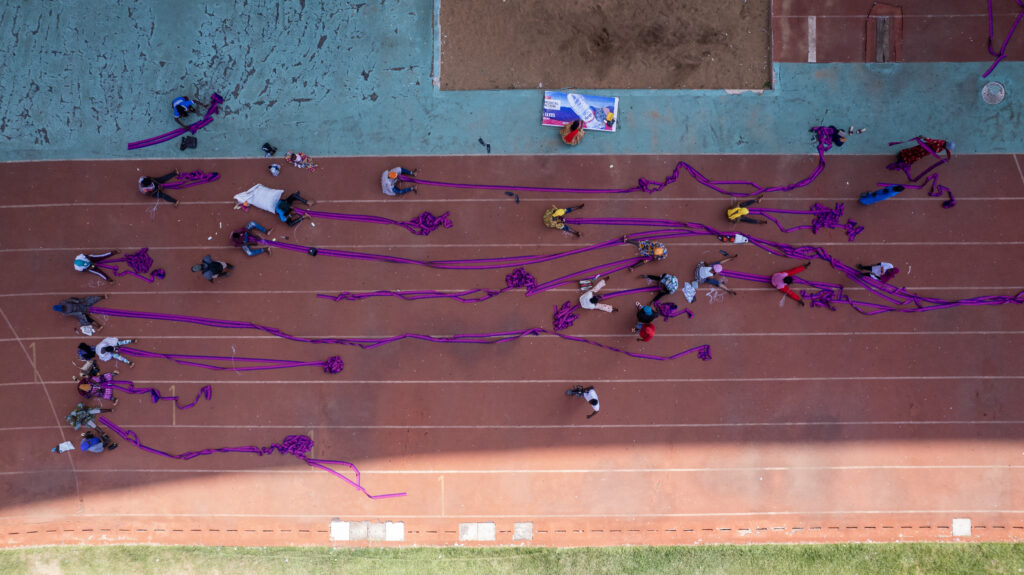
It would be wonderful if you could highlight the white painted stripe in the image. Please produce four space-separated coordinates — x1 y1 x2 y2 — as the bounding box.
5 420 1024 433
4 510 1021 520
1014 154 1024 185
3 375 1023 387
807 16 817 62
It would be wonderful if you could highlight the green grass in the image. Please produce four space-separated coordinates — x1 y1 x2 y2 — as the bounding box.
2 543 1024 575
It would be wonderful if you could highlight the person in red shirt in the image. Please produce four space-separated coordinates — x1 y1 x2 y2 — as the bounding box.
770 262 811 306
632 322 655 342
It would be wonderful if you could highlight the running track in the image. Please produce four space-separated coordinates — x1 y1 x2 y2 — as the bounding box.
1 151 1023 546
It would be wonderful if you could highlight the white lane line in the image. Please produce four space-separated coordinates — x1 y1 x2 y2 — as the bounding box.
2 284 1022 298
0 305 81 500
5 420 1024 432
807 16 817 62
3 240 1024 254
4 509 1021 519
1014 154 1024 185
2 375 1022 387
1 464 1022 476
2 330 1023 345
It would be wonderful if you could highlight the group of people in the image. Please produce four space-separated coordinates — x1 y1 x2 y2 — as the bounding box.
51 296 136 455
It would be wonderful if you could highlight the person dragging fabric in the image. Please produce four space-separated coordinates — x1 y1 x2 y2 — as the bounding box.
275 191 312 226
138 171 180 206
857 262 899 284
695 254 738 296
66 402 113 431
381 167 417 196
73 251 119 282
543 204 585 236
54 295 107 335
172 96 206 127
640 273 679 303
79 431 118 453
579 277 617 313
76 371 119 405
771 261 812 306
726 197 767 225
84 337 137 367
193 255 234 283
622 237 668 271
230 221 273 257
566 385 600 419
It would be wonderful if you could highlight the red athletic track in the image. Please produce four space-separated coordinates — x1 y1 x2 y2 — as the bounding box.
774 0 1024 63
1 152 1023 547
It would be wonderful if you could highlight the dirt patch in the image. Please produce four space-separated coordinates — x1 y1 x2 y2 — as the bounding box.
440 0 771 90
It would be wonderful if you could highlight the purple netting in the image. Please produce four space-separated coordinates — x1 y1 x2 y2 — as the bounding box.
161 170 221 190
127 93 224 150
399 126 837 199
293 208 453 236
984 0 1024 77
119 346 342 373
98 417 404 500
94 248 165 283
90 306 711 362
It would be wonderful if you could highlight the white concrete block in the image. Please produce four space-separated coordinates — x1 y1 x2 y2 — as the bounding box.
952 518 972 537
513 522 533 541
459 522 478 541
329 519 349 541
385 521 405 541
476 522 496 541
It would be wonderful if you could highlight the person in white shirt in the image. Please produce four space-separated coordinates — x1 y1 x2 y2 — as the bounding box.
567 385 600 419
579 277 617 313
381 167 417 196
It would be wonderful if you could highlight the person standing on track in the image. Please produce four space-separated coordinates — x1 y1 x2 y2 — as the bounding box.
771 261 811 306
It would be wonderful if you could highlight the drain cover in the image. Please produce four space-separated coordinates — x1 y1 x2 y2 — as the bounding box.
982 81 1005 105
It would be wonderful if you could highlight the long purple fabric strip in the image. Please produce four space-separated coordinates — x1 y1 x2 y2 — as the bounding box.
102 379 213 410
119 347 344 373
886 136 956 208
398 126 837 199
160 170 221 190
984 0 1024 77
293 208 453 236
89 306 710 362
97 416 405 500
127 93 224 150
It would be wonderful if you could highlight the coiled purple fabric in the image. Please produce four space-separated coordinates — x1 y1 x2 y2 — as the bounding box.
94 248 165 283
294 208 453 236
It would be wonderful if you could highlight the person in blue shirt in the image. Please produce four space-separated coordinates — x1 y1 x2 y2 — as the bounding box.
172 96 206 127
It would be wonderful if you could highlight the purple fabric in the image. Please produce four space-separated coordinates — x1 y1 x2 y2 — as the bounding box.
161 170 221 190
399 127 837 199
98 417 404 500
984 0 1024 77
552 287 688 331
103 379 212 410
94 248 165 283
293 208 453 236
885 136 956 208
118 346 342 373
748 203 863 241
127 93 224 150
90 306 711 362
317 268 537 304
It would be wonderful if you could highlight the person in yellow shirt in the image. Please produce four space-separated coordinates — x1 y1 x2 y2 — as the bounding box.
542 204 585 236
726 196 768 225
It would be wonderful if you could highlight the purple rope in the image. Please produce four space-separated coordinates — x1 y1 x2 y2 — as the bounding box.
119 346 343 373
95 248 166 283
294 208 453 236
317 268 537 304
97 417 405 500
127 93 224 150
552 286 691 330
160 170 221 190
101 379 213 410
399 127 836 199
984 0 1024 77
89 306 711 362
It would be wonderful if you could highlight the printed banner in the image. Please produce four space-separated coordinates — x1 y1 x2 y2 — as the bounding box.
542 91 619 132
